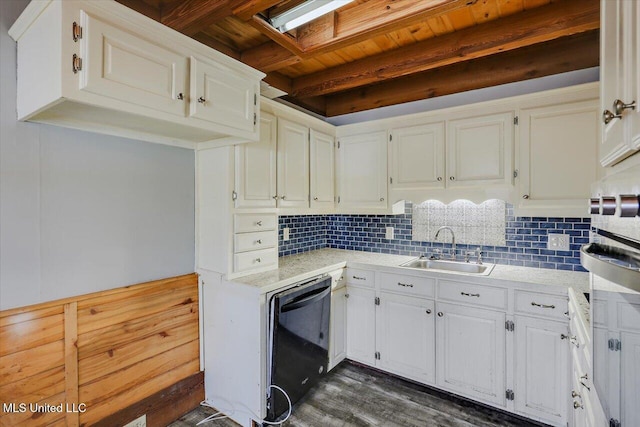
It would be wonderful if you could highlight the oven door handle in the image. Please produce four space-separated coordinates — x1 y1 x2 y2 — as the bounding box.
281 286 331 313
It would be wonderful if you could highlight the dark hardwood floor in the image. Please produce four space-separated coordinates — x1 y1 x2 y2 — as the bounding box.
170 362 546 427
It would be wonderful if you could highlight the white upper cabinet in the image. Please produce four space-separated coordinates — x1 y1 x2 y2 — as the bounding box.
81 11 187 117
190 56 257 136
235 112 277 208
337 131 388 210
518 99 600 217
277 118 310 209
8 0 264 147
310 130 335 209
389 123 445 190
447 112 514 187
600 0 639 166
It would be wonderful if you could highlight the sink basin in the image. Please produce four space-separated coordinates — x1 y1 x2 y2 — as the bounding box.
401 258 495 276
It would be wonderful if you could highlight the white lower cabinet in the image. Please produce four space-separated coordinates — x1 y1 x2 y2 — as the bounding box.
435 302 506 407
376 292 435 385
514 315 569 425
329 286 347 370
621 332 640 427
346 285 376 365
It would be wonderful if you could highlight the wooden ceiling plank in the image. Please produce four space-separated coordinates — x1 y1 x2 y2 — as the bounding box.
191 32 241 60
281 95 327 116
496 0 525 17
296 0 472 52
469 0 502 24
263 72 293 94
291 0 599 98
232 0 284 21
247 14 305 56
160 0 233 36
325 30 599 116
242 41 302 71
115 0 161 21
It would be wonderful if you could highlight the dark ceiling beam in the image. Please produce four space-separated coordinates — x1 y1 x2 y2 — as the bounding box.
281 95 327 116
291 0 600 98
242 41 303 72
263 72 294 95
160 0 242 36
324 31 600 117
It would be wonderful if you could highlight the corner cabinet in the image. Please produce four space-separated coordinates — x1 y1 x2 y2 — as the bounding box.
336 131 388 211
8 0 264 148
517 98 601 217
599 0 639 166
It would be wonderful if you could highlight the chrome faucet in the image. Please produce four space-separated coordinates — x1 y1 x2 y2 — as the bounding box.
435 226 456 260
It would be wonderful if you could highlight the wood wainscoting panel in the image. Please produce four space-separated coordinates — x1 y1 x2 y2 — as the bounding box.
0 273 200 427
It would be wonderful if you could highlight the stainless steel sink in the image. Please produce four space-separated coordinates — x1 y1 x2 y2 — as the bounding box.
401 257 495 275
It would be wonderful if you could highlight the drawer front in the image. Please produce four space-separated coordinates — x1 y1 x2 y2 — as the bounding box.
379 272 435 298
234 214 277 233
437 280 507 310
234 248 277 273
234 231 277 253
345 268 375 287
515 291 568 320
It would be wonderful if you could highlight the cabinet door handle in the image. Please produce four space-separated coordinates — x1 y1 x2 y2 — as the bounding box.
531 302 555 309
255 240 262 244
397 282 413 288
437 312 444 317
571 390 581 398
561 334 569 340
352 275 365 280
281 195 286 200
449 176 455 181
573 401 583 409
603 109 621 124
345 293 350 298
460 292 480 297
522 194 530 199
313 197 318 201
380 197 384 202
272 195 278 200
426 309 432 314
254 258 261 263
177 93 184 100
613 99 636 115
256 221 262 226
437 177 443 181
198 96 206 104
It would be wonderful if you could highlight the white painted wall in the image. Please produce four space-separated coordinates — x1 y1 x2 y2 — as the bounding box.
0 0 195 310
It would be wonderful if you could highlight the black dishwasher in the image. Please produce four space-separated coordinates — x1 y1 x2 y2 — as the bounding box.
267 275 332 422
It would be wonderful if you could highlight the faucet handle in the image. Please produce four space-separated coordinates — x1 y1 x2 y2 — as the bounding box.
476 246 484 265
429 248 442 260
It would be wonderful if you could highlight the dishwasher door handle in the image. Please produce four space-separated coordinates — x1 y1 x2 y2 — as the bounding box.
281 286 331 312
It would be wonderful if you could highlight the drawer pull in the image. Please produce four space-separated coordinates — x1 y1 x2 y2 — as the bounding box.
254 258 261 263
561 334 569 340
398 282 413 288
256 221 262 226
531 302 555 309
352 275 366 280
426 309 432 314
573 401 583 410
255 239 262 244
437 312 444 317
461 292 480 297
572 391 581 398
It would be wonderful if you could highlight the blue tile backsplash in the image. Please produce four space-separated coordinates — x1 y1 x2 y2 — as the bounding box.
278 202 589 272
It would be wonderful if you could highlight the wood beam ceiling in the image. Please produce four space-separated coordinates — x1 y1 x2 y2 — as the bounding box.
241 0 474 71
290 0 599 98
323 31 599 117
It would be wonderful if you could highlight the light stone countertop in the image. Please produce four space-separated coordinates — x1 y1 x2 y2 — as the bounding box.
232 248 589 293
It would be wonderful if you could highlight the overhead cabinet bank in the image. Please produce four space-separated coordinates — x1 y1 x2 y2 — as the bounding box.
8 0 264 147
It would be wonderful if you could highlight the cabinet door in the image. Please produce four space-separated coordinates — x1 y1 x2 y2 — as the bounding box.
514 316 569 425
389 123 445 189
625 0 640 153
81 11 187 116
337 131 387 210
447 112 513 187
310 130 335 209
599 0 634 166
329 286 347 371
376 292 435 385
518 100 600 216
190 56 257 135
346 286 376 366
277 118 309 208
621 332 640 427
235 112 277 208
436 302 506 407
